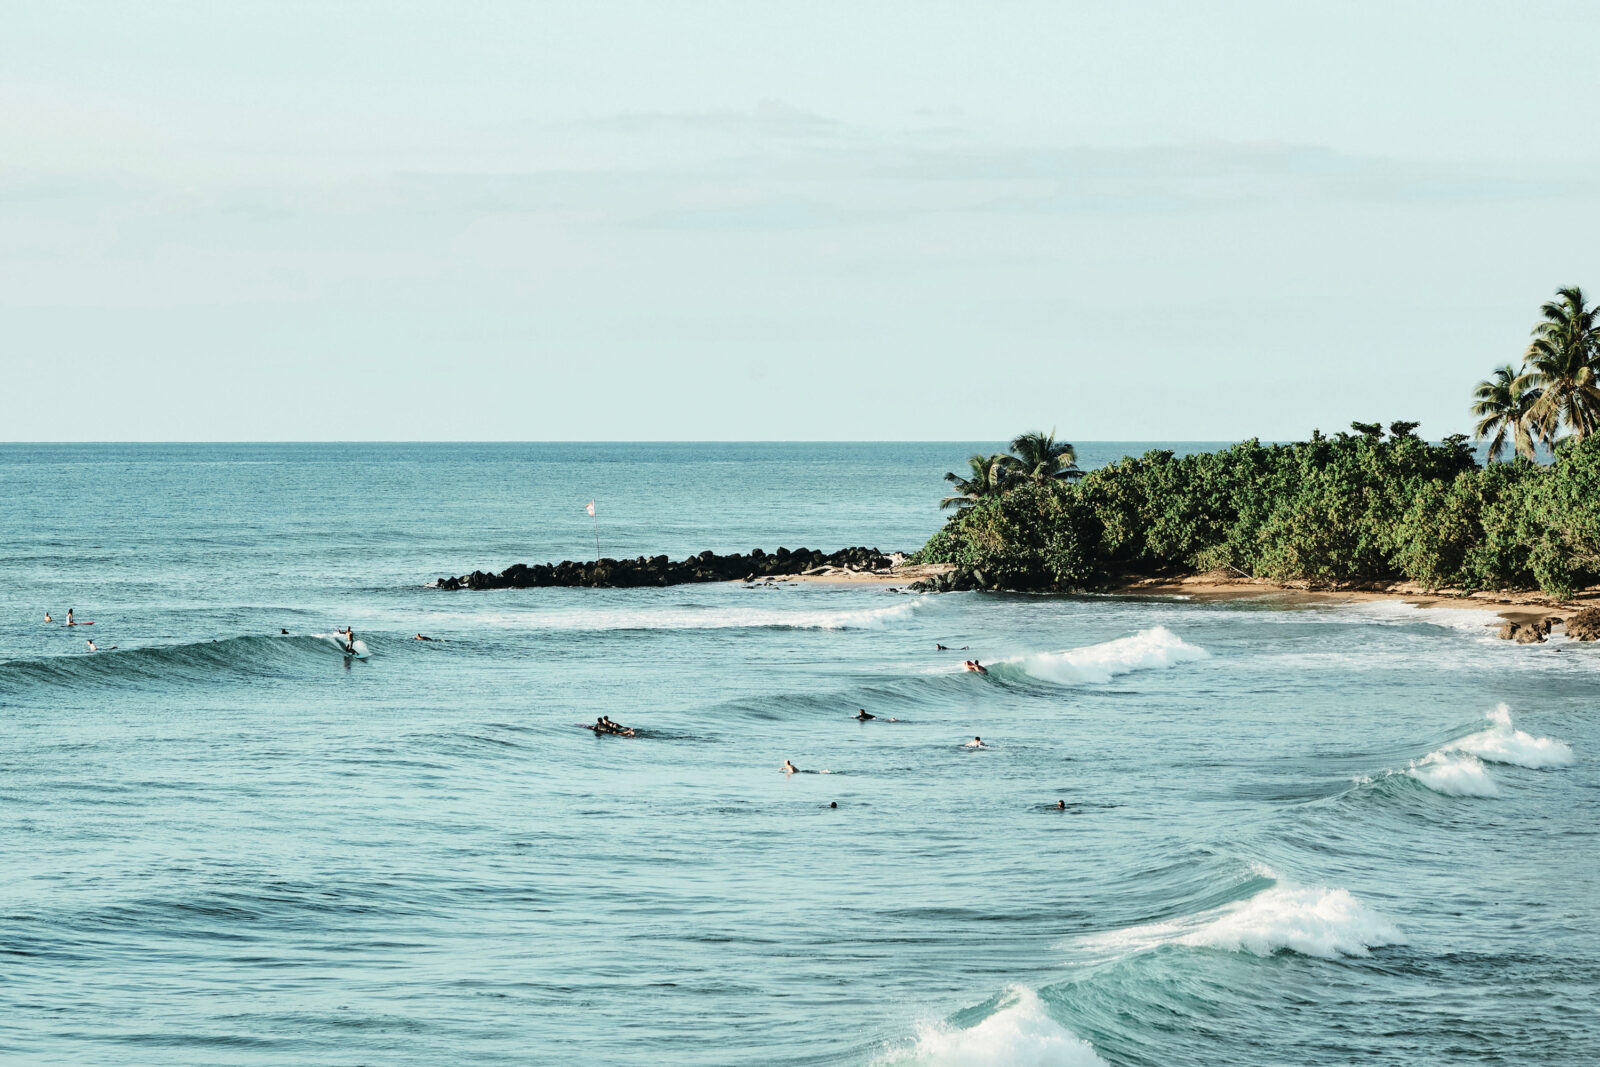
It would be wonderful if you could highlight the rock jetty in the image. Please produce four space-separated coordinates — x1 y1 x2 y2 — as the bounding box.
434 546 896 591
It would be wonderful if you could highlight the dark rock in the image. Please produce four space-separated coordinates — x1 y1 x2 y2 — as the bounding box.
1564 608 1600 641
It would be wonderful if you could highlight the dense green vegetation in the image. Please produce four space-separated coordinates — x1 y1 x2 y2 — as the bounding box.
915 424 1600 597
916 287 1600 599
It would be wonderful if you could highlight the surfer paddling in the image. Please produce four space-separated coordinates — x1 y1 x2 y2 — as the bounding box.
963 736 984 748
963 659 987 674
782 759 800 774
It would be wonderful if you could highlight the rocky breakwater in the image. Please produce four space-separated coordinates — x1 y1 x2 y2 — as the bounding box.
434 546 896 590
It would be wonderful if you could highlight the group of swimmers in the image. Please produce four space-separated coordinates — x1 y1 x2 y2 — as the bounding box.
589 716 636 737
934 641 988 673
45 609 117 652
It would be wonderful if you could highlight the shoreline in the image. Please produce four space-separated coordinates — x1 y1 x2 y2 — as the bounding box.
793 564 1596 627
1106 573 1599 626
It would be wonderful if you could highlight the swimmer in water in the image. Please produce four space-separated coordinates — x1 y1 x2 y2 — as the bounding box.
964 736 984 748
855 709 875 721
1055 800 1066 810
414 633 435 641
44 612 52 623
280 628 289 635
783 759 800 774
829 801 837 809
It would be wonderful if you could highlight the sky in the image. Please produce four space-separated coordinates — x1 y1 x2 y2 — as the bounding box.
4 1 1599 441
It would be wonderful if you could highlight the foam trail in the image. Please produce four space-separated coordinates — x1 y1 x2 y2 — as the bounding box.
1007 626 1207 685
1450 704 1575 769
874 987 1108 1067
1407 750 1498 797
1079 869 1403 960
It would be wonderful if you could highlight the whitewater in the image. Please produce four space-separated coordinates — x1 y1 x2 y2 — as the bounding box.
2 442 1596 1066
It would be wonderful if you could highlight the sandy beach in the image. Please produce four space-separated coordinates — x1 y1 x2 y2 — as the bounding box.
781 562 1598 628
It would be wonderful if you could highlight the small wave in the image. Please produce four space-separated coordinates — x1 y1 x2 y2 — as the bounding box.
1002 626 1208 685
1406 750 1499 797
1448 703 1574 769
1330 599 1503 634
0 632 376 695
439 599 922 633
873 986 1108 1067
310 633 371 657
1079 867 1403 960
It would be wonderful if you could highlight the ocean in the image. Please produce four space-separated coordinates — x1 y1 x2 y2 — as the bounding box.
1 442 1595 1065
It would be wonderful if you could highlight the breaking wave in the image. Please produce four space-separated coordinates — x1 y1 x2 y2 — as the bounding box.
1448 704 1575 769
1405 750 1499 797
1001 626 1208 685
1079 866 1403 960
873 986 1108 1067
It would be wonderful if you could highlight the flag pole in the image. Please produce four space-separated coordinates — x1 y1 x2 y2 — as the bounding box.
588 500 600 560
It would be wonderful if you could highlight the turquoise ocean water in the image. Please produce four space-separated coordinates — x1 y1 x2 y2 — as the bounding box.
1 442 1595 1065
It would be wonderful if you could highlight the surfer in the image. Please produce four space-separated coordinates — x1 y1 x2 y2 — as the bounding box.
342 627 357 654
855 709 875 721
44 612 52 623
783 759 800 774
1055 800 1067 810
86 639 96 651
66 609 75 626
935 643 948 650
964 736 984 748
963 659 987 674
413 633 435 641
280 628 289 635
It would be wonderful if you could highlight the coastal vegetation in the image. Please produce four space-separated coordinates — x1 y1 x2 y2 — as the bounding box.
916 287 1600 599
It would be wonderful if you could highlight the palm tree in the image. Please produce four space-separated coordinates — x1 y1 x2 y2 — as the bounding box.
1471 364 1538 461
1002 430 1082 485
1523 286 1600 443
941 453 1009 510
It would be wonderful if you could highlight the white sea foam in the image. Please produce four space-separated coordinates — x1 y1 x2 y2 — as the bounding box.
1007 626 1208 685
1077 869 1404 961
432 599 923 632
311 633 370 657
1330 599 1503 634
1448 703 1575 769
1406 750 1498 797
874 987 1108 1067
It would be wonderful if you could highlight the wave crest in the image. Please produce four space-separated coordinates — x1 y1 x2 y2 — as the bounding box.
1406 750 1499 797
874 986 1108 1067
1079 867 1403 960
1448 703 1574 769
1004 626 1208 685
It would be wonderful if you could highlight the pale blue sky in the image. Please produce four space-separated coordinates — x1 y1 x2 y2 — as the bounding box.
4 2 1598 440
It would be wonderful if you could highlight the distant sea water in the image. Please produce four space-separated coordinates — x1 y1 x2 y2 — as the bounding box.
1 442 1594 1066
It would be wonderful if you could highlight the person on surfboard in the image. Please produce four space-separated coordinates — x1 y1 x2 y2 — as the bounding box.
66 609 75 626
